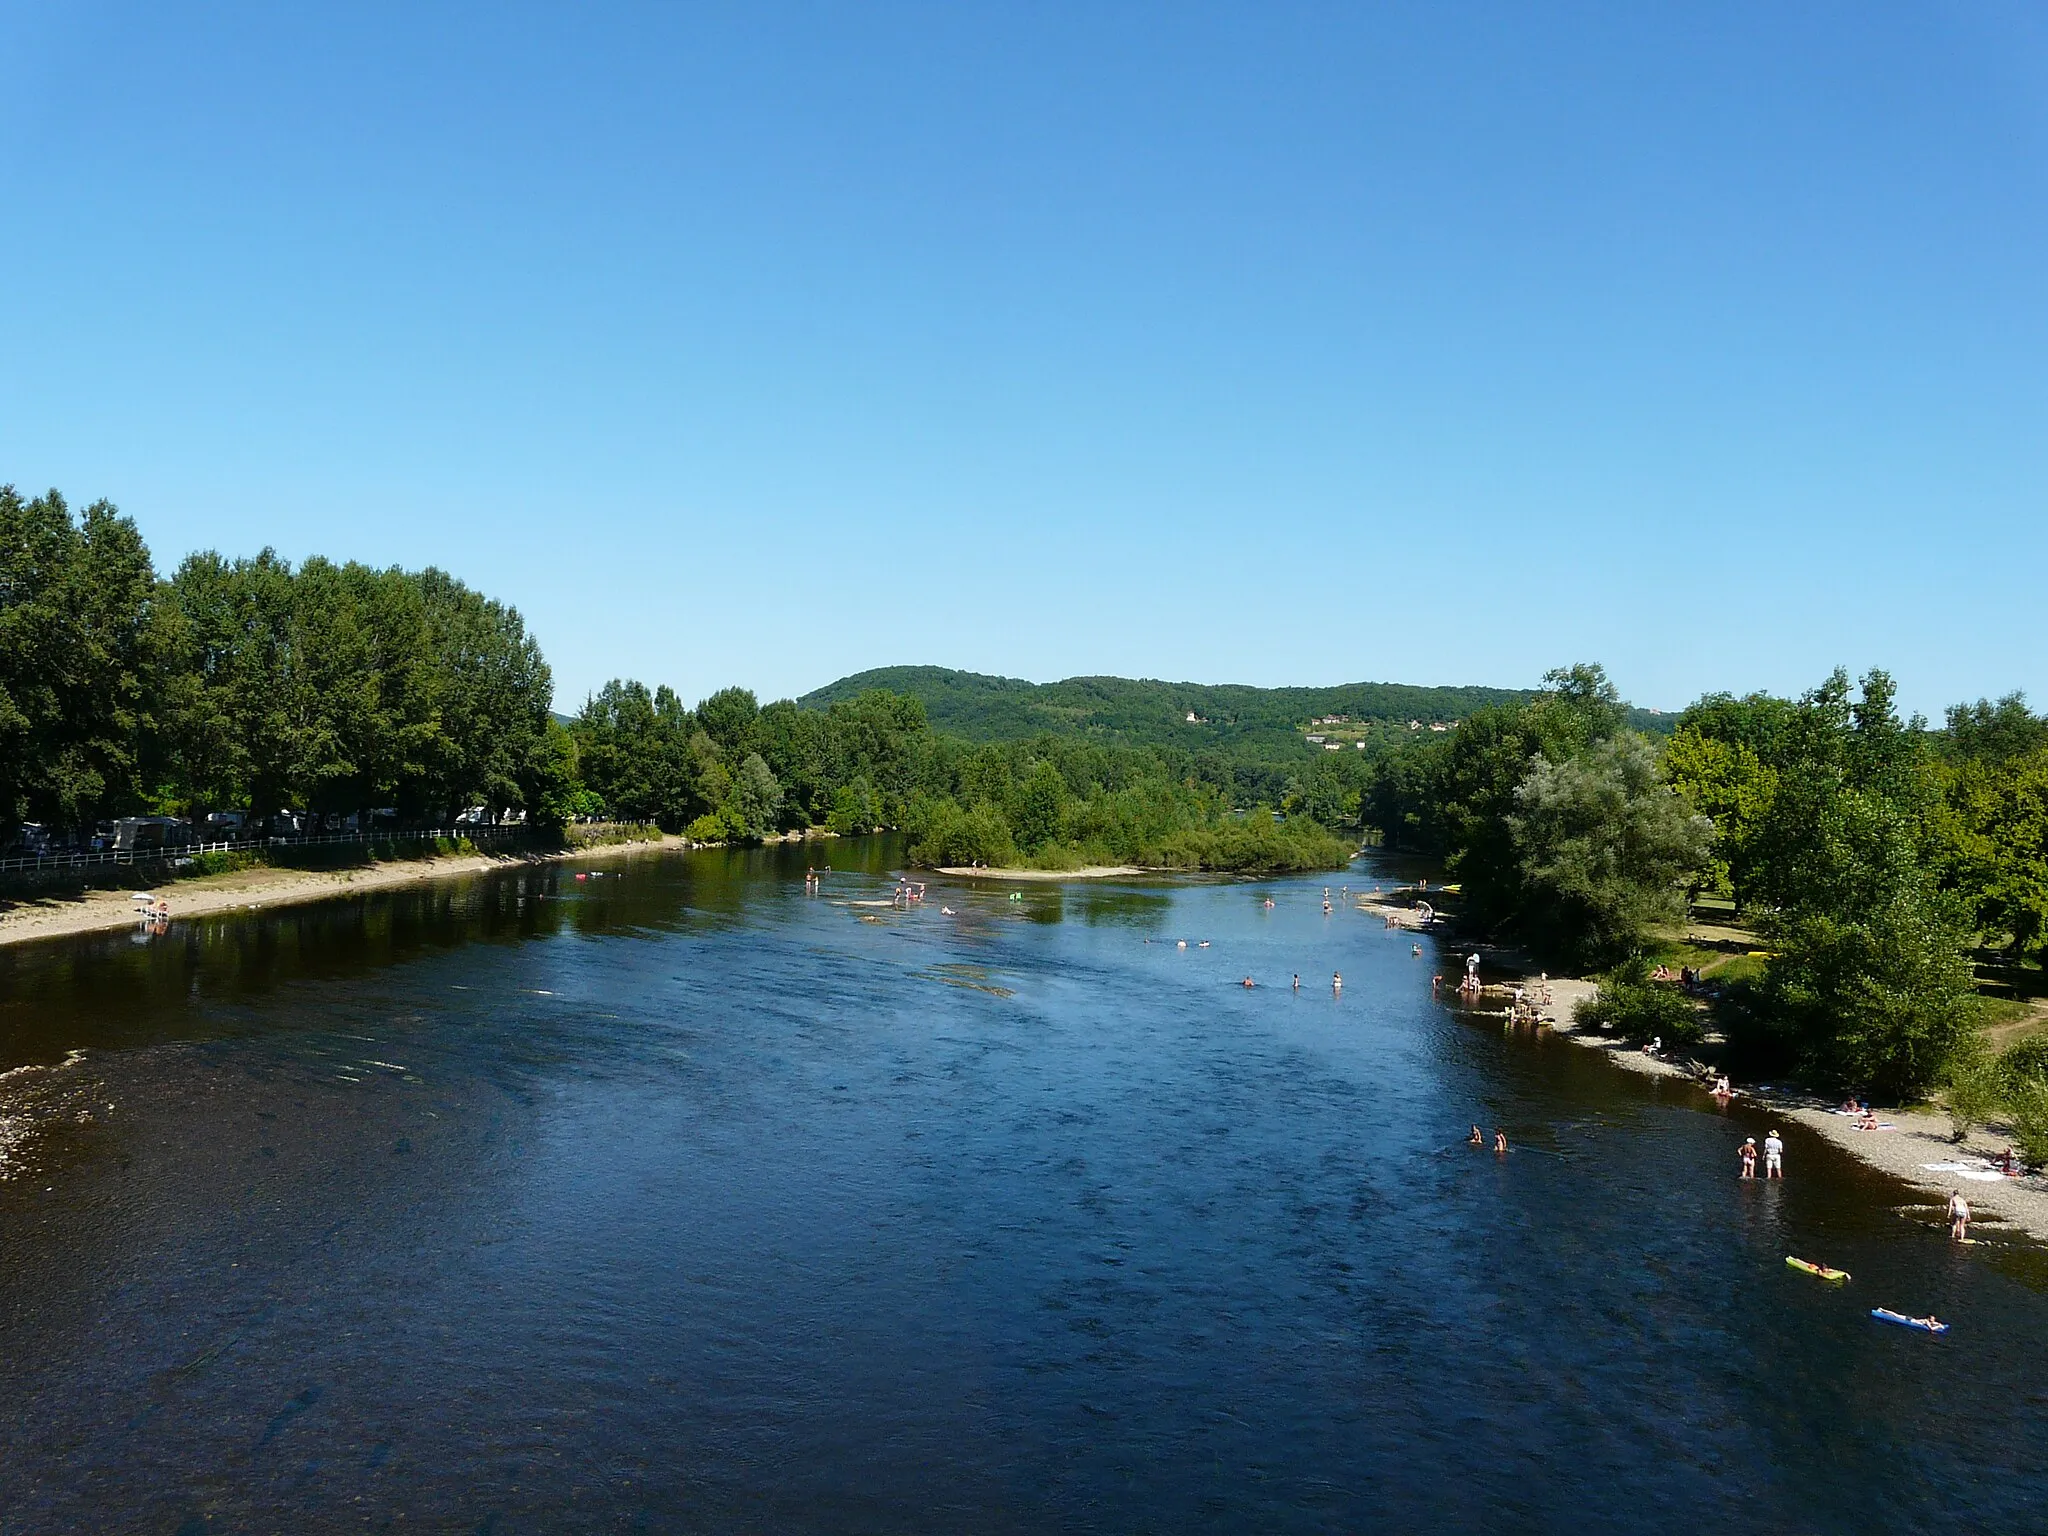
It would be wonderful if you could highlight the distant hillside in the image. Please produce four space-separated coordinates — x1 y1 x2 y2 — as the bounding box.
799 666 1662 759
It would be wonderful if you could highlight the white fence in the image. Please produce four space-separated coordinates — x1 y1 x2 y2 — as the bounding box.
0 823 530 877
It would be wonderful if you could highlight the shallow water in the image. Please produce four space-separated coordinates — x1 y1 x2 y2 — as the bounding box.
0 839 2042 1533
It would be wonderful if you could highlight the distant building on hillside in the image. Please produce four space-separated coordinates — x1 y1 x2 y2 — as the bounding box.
1306 734 1325 743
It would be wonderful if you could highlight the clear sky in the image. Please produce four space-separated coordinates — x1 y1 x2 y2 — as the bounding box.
2 4 2043 718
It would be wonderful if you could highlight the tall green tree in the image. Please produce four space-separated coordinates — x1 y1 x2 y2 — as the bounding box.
0 488 160 830
1507 734 1713 967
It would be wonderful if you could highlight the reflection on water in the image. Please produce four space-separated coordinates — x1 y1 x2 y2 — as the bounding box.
0 837 2043 1533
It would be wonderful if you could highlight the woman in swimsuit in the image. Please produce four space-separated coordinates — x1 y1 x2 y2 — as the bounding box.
1468 1125 1484 1146
1493 1129 1508 1154
1739 1139 1758 1178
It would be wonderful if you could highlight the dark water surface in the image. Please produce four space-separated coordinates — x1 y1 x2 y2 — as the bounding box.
2 840 2044 1533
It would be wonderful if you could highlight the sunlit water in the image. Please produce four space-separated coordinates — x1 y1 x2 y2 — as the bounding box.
1 839 2043 1533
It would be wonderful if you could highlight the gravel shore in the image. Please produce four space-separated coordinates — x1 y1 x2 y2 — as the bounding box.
1526 971 2048 1242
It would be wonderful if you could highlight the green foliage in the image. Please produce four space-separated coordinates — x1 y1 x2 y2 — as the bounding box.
905 795 1018 868
0 487 160 828
569 681 705 831
800 667 1549 758
185 848 264 877
1941 1053 2004 1143
824 779 886 835
695 687 760 755
686 808 745 844
1142 816 1352 873
1678 668 1985 1099
1508 734 1713 969
2006 1081 2048 1169
1662 727 1777 902
1996 1035 2048 1095
1751 889 1979 1098
1931 705 2048 959
1013 759 1070 852
1572 973 1705 1047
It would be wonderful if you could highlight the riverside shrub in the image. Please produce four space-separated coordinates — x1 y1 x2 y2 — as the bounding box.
1573 976 1705 1046
2007 1081 2048 1170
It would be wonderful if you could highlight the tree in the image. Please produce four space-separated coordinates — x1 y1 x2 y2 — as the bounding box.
1933 744 2048 959
729 753 784 839
1507 734 1713 967
1012 759 1070 852
0 488 160 831
1662 727 1778 905
696 687 759 756
1753 883 1979 1098
570 680 702 830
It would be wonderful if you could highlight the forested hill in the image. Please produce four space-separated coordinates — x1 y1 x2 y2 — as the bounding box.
800 666 1665 756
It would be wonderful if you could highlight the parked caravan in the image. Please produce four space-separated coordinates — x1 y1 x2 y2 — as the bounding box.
112 816 195 853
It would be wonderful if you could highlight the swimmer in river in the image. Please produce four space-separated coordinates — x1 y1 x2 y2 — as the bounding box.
1241 976 1255 988
1332 971 1343 994
1412 944 1422 957
1292 973 1300 991
1468 1125 1484 1146
1493 1129 1507 1154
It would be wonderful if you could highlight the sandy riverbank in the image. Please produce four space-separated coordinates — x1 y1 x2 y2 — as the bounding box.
935 865 1150 882
1508 967 2048 1240
1771 1102 2048 1242
0 834 681 952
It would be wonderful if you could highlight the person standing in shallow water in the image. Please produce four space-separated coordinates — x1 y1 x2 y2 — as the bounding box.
1739 1138 1758 1179
1949 1190 1971 1242
1764 1130 1784 1179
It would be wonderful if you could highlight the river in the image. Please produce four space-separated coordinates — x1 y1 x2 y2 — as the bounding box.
0 839 2043 1532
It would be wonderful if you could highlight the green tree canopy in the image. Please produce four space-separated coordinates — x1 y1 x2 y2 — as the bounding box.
1507 734 1713 968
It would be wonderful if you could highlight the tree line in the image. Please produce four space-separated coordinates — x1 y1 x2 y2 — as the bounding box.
0 487 567 834
1362 660 2048 1102
0 487 1355 874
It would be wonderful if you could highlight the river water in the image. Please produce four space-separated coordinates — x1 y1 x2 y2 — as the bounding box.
0 840 2043 1533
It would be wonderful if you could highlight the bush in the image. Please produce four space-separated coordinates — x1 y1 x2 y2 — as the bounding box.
1996 1035 2048 1096
905 796 1017 868
2007 1081 2048 1170
1942 1056 2004 1144
686 809 743 844
184 849 264 878
1573 975 1706 1046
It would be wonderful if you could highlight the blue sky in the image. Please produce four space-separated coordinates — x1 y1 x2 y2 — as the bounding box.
2 4 2043 717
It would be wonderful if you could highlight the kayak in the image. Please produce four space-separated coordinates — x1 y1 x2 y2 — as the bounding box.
1786 1256 1850 1283
1872 1308 1948 1334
